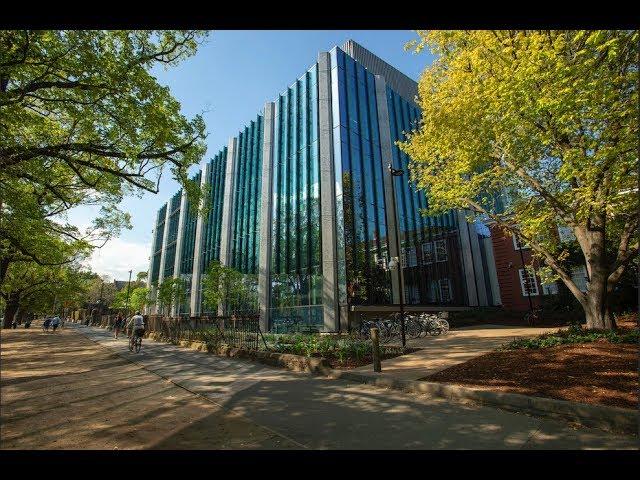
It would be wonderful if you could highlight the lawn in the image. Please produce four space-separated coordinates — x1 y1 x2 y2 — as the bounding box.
420 313 639 409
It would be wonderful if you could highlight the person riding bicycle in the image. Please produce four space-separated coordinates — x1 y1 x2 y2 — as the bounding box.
127 312 146 340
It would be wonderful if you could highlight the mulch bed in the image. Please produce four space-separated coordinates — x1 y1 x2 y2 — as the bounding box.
421 340 638 410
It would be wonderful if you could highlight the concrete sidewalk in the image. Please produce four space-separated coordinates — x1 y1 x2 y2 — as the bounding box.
63 322 637 449
355 324 561 381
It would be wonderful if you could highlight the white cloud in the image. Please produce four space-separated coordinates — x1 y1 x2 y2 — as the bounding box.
84 238 151 281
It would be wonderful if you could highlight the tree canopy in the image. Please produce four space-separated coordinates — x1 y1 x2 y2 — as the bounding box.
0 30 209 288
401 30 638 329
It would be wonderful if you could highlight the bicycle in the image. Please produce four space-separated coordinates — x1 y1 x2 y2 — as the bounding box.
417 313 449 336
129 330 143 353
524 307 543 327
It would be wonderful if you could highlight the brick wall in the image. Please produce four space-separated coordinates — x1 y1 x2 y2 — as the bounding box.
490 226 544 312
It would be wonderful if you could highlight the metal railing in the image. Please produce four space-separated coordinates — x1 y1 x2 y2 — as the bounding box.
143 314 266 351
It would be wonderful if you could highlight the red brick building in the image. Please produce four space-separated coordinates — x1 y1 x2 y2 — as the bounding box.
488 225 588 311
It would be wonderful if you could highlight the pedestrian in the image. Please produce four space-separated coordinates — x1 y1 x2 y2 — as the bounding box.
51 315 61 332
114 313 124 339
43 317 51 331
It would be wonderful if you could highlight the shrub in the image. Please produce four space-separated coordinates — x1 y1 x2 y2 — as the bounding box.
500 324 640 350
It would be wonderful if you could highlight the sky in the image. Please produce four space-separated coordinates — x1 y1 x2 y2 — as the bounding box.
68 30 436 281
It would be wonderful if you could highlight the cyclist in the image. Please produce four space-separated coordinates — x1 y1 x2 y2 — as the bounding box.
127 312 146 345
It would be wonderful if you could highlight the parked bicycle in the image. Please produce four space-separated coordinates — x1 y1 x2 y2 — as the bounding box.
356 312 449 344
524 307 543 327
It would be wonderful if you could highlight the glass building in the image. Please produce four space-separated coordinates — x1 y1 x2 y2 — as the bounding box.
147 40 500 332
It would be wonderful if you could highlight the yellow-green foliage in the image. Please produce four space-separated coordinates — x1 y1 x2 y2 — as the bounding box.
401 30 638 297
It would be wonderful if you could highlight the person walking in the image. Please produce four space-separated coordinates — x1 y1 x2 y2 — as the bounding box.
113 313 124 339
43 317 51 331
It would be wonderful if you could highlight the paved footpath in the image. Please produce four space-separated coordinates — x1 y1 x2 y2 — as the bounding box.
355 324 562 380
1 324 637 450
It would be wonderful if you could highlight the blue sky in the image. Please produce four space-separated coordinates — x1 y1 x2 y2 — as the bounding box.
69 30 436 280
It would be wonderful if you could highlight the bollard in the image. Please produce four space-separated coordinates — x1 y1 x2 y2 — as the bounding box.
370 327 382 373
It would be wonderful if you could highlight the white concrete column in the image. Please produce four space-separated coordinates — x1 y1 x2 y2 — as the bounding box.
468 219 489 306
375 74 403 305
171 190 188 316
156 202 171 314
218 137 238 316
219 137 238 268
258 102 276 333
482 235 502 305
318 51 340 332
189 164 210 317
457 210 480 307
145 211 158 315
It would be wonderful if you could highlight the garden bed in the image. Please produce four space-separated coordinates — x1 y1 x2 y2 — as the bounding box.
421 315 639 409
312 348 420 370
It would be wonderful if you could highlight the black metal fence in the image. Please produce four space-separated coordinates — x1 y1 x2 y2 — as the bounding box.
145 314 266 351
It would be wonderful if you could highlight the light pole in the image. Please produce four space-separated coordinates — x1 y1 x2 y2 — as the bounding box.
125 270 132 319
388 163 406 349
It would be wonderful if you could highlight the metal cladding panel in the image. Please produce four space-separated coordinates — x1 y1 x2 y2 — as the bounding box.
341 39 418 105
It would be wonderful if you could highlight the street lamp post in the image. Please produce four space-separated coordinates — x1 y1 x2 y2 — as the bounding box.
125 270 132 319
388 163 406 349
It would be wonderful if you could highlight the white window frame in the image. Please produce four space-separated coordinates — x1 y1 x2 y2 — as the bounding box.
434 239 448 262
512 234 529 250
439 278 452 302
406 246 418 267
422 242 434 265
518 268 539 296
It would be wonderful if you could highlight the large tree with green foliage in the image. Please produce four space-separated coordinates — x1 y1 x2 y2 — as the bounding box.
200 261 254 315
156 277 187 316
401 30 638 329
1 261 90 326
0 30 209 287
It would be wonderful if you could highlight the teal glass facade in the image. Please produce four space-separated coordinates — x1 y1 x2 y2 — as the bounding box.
331 47 392 310
200 148 227 274
150 203 167 284
386 88 468 305
148 40 491 327
231 116 264 275
162 191 182 279
199 148 227 314
269 64 323 331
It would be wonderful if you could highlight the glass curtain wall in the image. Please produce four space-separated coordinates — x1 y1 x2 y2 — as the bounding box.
150 203 167 285
199 148 227 314
226 115 263 315
178 170 201 314
386 87 468 305
333 47 392 309
162 191 182 279
269 64 323 332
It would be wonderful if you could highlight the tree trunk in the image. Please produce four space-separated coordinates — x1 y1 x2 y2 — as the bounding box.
0 256 10 287
582 260 615 330
3 294 19 328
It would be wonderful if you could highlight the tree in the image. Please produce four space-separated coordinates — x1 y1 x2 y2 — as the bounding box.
129 286 151 313
86 274 117 306
401 30 638 329
1 261 89 327
156 277 187 316
200 261 249 315
0 30 208 287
